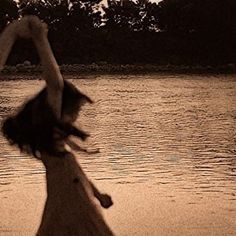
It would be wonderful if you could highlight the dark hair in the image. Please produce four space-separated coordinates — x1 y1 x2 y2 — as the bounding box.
1 80 93 158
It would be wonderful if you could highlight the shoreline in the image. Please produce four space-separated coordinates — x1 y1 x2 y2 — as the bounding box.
1 63 236 76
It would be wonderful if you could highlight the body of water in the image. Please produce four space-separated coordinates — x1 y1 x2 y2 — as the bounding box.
0 74 236 235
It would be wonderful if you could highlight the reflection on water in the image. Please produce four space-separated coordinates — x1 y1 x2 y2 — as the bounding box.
0 74 236 202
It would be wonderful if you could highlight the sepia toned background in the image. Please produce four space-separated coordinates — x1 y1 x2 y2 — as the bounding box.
1 0 236 235
0 74 236 235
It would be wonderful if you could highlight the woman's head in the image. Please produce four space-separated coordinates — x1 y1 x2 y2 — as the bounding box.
1 80 93 157
61 81 93 123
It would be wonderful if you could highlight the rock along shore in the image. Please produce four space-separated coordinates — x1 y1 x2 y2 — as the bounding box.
1 63 236 76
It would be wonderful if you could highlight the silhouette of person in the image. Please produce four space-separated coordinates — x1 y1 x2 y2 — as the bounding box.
0 16 113 236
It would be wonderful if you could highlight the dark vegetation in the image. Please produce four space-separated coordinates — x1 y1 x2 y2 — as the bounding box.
1 0 236 67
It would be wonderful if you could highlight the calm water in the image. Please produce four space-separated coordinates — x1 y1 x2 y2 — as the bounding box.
0 74 236 235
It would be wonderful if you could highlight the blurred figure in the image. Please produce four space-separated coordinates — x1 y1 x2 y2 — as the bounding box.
0 16 113 236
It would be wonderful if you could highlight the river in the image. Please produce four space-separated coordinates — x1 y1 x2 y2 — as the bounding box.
0 73 236 235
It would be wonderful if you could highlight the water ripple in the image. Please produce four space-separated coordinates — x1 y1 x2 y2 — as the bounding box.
0 75 235 202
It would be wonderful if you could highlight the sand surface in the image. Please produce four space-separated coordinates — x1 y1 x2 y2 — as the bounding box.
1 181 236 236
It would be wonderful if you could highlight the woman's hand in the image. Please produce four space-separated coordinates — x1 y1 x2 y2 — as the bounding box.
99 194 113 209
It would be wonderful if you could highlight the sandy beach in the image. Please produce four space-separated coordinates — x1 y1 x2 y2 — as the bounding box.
1 180 236 236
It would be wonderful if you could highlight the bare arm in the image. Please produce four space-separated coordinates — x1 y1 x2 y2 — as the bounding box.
0 17 33 71
1 16 64 119
28 16 64 119
0 22 17 71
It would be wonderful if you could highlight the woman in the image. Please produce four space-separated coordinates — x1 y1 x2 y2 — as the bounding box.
0 16 113 236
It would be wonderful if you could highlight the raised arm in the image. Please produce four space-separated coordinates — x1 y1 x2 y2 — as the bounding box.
0 17 33 71
28 16 64 119
0 22 17 71
1 16 64 119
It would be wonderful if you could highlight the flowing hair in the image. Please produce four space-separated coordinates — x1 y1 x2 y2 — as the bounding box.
1 80 93 158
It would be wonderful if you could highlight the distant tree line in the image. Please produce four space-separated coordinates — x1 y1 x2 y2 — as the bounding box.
1 0 236 65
